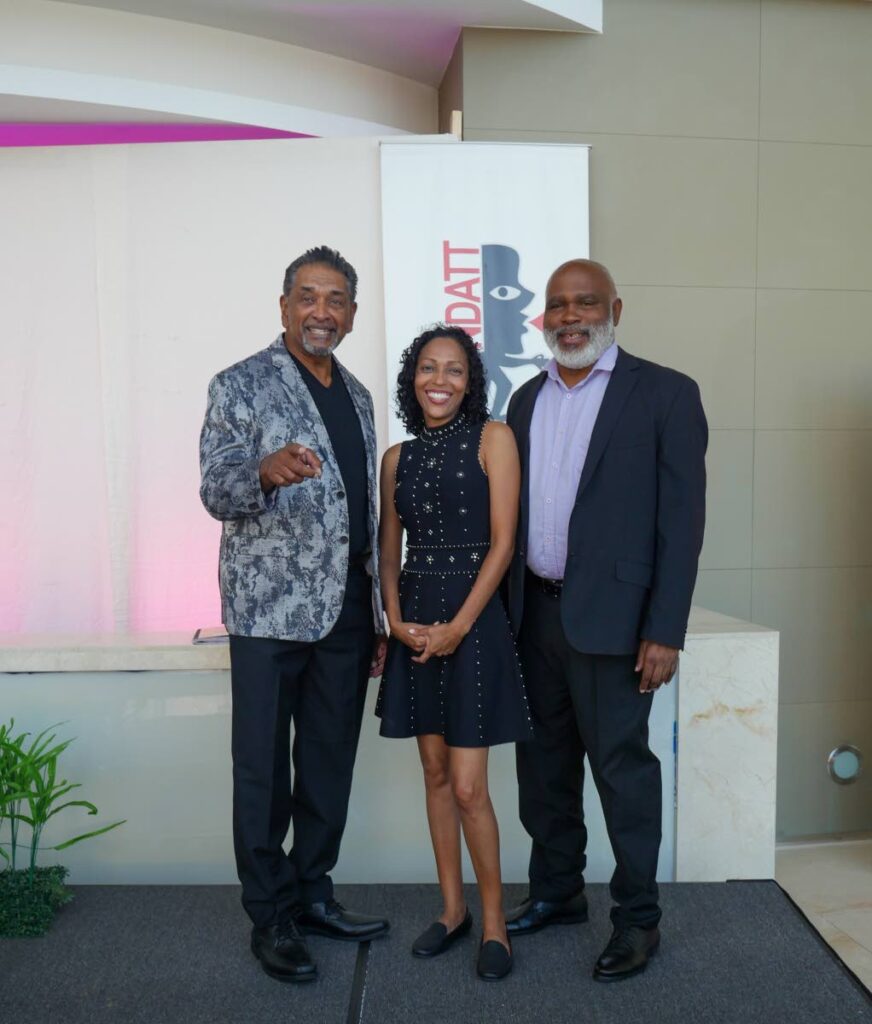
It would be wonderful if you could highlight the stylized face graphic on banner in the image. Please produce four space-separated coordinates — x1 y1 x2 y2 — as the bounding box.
481 244 543 419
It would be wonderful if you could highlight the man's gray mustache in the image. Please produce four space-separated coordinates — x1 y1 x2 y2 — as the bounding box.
557 325 590 337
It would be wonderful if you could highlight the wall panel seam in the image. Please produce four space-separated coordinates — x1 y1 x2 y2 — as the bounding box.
611 285 872 293
465 127 872 150
751 428 872 433
779 699 872 708
752 565 872 570
751 0 763 605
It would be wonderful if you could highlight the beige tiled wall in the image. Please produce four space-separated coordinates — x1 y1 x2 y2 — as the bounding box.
456 0 872 838
757 142 872 291
437 32 462 135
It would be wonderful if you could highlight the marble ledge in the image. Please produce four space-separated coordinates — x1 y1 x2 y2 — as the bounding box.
0 605 776 674
0 632 229 674
684 605 775 640
675 610 779 882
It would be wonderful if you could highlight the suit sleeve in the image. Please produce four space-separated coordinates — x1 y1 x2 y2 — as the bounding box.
199 372 278 521
505 389 520 433
641 378 708 649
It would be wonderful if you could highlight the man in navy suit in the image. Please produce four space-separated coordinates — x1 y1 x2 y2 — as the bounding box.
504 259 707 981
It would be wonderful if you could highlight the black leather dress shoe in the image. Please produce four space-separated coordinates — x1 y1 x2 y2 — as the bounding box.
251 917 317 983
296 899 389 941
411 908 473 958
476 939 513 981
505 892 588 936
593 925 660 982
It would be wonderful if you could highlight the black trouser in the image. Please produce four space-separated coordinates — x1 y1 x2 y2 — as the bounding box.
228 569 374 928
516 577 662 930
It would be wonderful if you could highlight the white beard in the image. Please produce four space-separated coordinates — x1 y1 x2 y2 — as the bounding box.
543 316 615 370
301 338 340 357
301 330 342 358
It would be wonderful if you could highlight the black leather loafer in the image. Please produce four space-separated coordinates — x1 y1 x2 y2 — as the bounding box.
296 899 389 941
251 917 317 983
593 925 660 982
411 908 473 958
476 938 513 981
505 891 588 936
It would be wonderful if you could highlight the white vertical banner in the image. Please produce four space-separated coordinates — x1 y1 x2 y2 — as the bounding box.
377 141 678 881
380 142 590 441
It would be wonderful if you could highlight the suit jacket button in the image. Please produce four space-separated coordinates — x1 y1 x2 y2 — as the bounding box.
336 490 346 499
339 535 349 544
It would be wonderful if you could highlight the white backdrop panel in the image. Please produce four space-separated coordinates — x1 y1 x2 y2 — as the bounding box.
0 137 388 634
381 141 589 436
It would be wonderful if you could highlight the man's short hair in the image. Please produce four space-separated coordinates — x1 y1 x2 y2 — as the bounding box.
282 246 358 302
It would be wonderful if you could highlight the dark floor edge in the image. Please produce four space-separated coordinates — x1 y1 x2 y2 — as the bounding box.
345 941 371 1024
738 878 872 1000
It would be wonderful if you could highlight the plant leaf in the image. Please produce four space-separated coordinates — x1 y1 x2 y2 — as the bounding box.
40 783 81 804
4 813 35 827
0 790 31 805
51 820 126 850
26 723 67 758
44 800 99 821
33 740 74 770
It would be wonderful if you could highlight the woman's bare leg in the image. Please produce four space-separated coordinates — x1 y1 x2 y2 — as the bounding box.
418 734 466 928
449 746 508 949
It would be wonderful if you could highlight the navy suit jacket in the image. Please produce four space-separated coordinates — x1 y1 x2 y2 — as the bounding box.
505 347 708 655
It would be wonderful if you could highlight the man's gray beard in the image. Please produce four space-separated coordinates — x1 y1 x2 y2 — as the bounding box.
543 317 614 370
301 334 342 358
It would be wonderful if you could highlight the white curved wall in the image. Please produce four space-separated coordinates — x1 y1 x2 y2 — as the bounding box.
0 0 437 135
0 135 390 634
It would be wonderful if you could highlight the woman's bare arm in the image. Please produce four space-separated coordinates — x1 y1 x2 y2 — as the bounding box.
379 444 426 652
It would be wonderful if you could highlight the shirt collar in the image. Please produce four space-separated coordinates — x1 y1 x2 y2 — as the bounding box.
545 342 618 390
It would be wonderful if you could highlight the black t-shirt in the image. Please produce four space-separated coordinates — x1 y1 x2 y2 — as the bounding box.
293 355 369 560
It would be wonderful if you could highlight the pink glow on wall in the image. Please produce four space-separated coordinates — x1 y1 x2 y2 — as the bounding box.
0 123 313 148
127 518 224 634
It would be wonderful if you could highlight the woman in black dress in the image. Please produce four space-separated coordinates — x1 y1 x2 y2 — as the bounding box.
376 325 532 981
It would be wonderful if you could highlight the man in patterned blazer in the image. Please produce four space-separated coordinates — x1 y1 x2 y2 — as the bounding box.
200 246 389 983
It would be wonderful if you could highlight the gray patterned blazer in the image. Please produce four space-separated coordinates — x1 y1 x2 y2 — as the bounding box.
199 334 384 642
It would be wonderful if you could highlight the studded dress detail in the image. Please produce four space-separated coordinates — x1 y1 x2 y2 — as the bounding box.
376 417 533 748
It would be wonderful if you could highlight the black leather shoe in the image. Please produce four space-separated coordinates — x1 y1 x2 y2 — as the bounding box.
251 917 317 983
593 925 660 982
476 938 513 981
296 899 389 942
505 892 588 936
411 908 473 958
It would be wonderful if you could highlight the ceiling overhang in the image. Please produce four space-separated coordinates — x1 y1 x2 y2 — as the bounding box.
52 0 602 87
0 1 601 139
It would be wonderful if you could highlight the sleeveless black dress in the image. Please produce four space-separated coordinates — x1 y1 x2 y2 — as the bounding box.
376 416 533 748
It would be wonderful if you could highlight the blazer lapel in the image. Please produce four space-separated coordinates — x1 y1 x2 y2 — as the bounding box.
514 371 547 555
575 347 640 499
515 371 548 478
337 361 377 488
269 335 337 464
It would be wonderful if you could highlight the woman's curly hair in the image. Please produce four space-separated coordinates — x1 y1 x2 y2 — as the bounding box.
394 324 489 436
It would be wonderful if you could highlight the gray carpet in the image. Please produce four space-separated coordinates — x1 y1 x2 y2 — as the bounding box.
0 882 868 1024
361 882 872 1024
0 885 356 1024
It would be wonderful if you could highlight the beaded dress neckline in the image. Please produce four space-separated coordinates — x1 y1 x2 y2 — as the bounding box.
419 413 467 446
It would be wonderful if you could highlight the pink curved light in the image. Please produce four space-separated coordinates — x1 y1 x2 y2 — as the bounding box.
0 123 313 148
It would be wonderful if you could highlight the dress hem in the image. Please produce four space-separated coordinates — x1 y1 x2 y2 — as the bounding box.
377 720 533 748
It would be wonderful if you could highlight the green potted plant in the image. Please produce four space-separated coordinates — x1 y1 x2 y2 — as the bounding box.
0 720 125 937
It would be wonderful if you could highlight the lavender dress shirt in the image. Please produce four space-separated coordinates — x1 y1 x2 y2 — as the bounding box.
526 343 618 580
